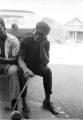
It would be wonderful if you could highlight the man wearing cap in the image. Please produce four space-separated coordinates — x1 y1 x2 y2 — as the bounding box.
18 21 59 118
0 17 20 111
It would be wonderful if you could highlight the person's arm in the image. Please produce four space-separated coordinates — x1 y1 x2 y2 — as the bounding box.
0 55 18 64
18 55 33 78
40 41 50 66
18 38 33 78
18 55 28 72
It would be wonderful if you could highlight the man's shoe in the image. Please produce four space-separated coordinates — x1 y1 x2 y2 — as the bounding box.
43 100 59 115
11 110 21 120
22 105 30 119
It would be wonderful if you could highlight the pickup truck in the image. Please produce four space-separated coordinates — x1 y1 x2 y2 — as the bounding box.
0 9 36 40
0 9 36 73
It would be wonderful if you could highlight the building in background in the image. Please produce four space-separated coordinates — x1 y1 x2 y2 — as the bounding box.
65 18 83 43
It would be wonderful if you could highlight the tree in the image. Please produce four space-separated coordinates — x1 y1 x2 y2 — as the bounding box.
42 17 66 43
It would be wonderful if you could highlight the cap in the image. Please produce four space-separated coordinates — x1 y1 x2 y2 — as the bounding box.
36 21 50 35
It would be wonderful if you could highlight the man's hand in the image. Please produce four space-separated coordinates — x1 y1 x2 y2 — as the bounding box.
24 68 33 79
39 38 46 45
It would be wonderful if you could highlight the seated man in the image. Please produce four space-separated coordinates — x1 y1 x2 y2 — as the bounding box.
0 17 20 111
18 21 59 118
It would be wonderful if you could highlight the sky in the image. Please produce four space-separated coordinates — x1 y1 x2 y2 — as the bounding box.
0 0 83 25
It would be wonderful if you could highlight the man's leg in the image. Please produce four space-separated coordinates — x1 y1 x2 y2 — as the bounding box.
33 65 59 115
7 65 20 110
34 65 52 101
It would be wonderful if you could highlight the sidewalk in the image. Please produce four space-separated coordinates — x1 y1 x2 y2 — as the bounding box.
1 64 83 119
0 100 56 120
0 75 57 120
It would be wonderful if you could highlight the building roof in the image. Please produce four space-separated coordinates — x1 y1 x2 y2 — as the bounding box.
65 18 83 31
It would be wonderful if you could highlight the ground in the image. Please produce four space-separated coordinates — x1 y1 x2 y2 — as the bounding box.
0 43 83 119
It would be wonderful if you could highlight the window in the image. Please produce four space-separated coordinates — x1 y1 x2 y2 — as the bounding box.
0 10 36 28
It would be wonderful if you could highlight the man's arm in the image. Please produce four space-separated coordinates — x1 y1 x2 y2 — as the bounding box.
18 56 28 72
18 55 33 78
40 41 50 66
0 55 18 64
18 38 28 71
18 38 33 78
